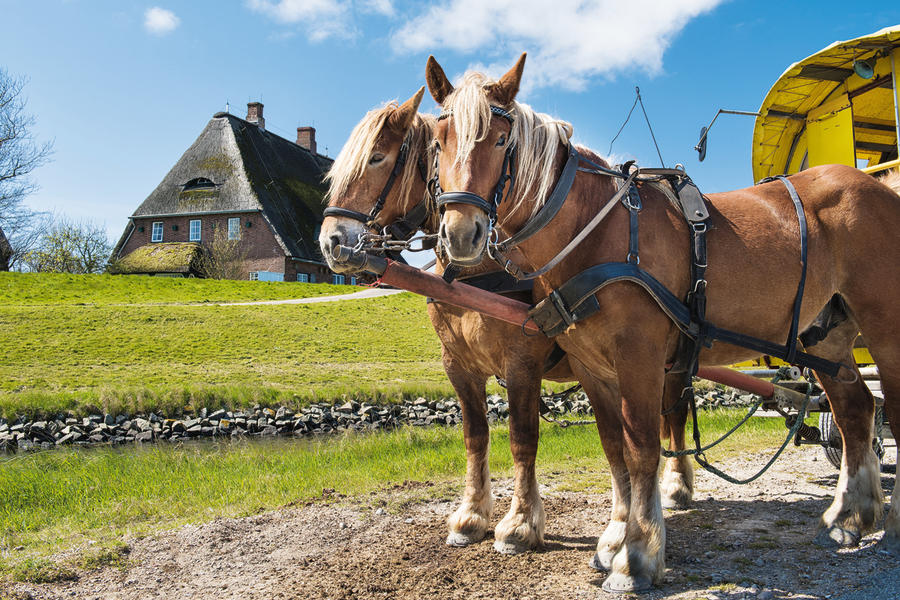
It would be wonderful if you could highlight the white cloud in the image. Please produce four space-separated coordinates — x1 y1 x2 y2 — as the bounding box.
391 0 723 92
143 6 180 35
361 0 394 16
247 0 356 41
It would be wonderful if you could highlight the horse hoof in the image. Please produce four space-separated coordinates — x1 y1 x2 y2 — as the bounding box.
814 525 860 548
493 539 530 555
601 572 653 593
661 493 692 510
588 552 609 572
446 530 483 547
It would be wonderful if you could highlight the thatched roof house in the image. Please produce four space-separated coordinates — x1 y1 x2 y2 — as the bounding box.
112 102 334 281
0 226 11 271
110 242 205 277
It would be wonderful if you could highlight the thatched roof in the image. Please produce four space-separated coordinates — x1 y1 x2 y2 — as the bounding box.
0 226 11 271
112 242 204 275
114 112 332 262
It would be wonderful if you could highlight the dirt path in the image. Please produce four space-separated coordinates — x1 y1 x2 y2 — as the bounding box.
216 287 403 306
11 446 898 600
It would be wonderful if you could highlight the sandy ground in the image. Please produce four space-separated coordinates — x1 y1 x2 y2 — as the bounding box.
8 445 899 600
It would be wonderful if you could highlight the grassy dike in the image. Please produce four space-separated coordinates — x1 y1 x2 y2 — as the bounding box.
0 272 450 419
0 411 789 582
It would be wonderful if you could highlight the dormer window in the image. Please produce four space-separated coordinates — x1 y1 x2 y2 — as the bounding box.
182 177 217 191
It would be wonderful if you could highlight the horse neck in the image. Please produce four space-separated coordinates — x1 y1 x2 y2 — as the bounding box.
496 142 570 238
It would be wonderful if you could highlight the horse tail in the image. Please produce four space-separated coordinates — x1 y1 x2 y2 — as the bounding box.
878 168 900 197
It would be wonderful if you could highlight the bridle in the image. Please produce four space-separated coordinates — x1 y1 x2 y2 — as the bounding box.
323 131 429 231
433 105 518 225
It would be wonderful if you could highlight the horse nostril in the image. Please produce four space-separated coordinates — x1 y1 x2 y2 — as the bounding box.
329 235 341 251
439 223 447 240
472 221 483 246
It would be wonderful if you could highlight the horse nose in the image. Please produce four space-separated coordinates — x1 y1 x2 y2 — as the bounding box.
328 234 341 252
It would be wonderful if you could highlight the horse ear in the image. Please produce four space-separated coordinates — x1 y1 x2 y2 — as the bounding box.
388 86 425 133
487 52 527 106
426 55 454 105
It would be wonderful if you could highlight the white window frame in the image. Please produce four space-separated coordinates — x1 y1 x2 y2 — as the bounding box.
249 271 259 281
297 273 309 283
228 217 240 240
151 221 163 242
189 219 201 242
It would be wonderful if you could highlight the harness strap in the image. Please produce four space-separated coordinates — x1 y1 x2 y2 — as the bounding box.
494 145 581 254
527 261 842 377
498 169 639 280
322 206 370 223
620 163 642 265
772 176 808 365
387 199 430 242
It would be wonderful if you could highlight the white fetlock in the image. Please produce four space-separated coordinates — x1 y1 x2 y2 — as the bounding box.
660 459 694 510
493 502 544 555
819 450 883 546
593 520 626 571
446 497 492 547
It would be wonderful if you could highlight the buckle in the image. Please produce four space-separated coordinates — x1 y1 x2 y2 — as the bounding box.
692 222 707 234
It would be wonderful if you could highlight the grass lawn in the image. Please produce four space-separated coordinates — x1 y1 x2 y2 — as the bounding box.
0 410 790 581
0 272 355 305
0 273 448 419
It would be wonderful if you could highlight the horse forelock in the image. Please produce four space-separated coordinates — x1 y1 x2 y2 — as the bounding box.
326 104 436 216
441 72 574 224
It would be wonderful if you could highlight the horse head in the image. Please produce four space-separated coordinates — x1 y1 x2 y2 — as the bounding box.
319 87 431 273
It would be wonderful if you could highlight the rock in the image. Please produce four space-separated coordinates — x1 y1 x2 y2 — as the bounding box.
260 425 278 436
375 508 385 516
135 431 153 442
758 592 774 600
208 409 227 421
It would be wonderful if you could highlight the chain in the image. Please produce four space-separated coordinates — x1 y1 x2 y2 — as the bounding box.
353 231 438 254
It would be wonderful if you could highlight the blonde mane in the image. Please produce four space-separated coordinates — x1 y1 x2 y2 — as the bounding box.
441 72 573 223
326 103 436 215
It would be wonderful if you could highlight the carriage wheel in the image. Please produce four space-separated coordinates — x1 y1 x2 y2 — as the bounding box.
818 408 885 470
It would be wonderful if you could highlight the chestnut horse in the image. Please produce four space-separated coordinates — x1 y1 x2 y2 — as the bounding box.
426 53 900 592
318 89 695 560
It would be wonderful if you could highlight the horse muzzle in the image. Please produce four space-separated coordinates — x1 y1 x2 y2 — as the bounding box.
437 192 491 266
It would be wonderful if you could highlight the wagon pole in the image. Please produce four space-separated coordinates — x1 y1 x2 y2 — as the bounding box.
331 245 815 410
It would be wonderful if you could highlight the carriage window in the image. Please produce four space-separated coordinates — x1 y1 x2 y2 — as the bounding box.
228 217 240 240
151 222 163 242
189 219 201 242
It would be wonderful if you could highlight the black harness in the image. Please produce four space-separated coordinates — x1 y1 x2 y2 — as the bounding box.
433 107 843 380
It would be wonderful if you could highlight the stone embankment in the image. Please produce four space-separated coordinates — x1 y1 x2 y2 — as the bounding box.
0 387 747 452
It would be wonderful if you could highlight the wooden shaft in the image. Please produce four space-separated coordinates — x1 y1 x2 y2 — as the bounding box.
379 259 541 333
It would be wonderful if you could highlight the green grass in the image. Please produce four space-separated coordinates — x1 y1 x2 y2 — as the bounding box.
0 284 449 418
0 409 788 579
0 272 353 305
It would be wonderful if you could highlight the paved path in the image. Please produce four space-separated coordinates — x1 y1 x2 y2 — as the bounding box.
218 287 403 306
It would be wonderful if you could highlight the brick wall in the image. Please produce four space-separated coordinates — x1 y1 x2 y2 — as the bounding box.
119 212 327 281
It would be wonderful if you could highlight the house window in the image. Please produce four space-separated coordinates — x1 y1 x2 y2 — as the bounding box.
297 273 309 283
249 271 259 281
350 277 357 286
189 219 201 242
151 222 163 242
332 274 345 285
228 217 240 240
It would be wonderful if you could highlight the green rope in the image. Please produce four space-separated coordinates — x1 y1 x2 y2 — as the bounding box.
660 368 813 485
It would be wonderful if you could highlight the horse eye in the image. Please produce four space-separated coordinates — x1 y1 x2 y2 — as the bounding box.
496 134 506 147
434 141 442 153
369 153 385 165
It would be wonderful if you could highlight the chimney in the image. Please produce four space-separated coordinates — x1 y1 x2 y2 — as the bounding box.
246 102 265 130
296 126 317 154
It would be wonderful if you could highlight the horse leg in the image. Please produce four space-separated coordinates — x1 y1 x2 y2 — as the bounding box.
603 362 666 593
849 309 900 553
573 370 631 572
444 361 493 547
807 318 883 548
660 372 694 510
493 356 544 554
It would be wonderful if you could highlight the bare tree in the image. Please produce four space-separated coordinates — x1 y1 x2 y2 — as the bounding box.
197 225 248 279
0 67 53 265
23 216 112 274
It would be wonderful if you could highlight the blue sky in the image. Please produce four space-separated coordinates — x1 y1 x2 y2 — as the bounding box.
2 0 899 244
